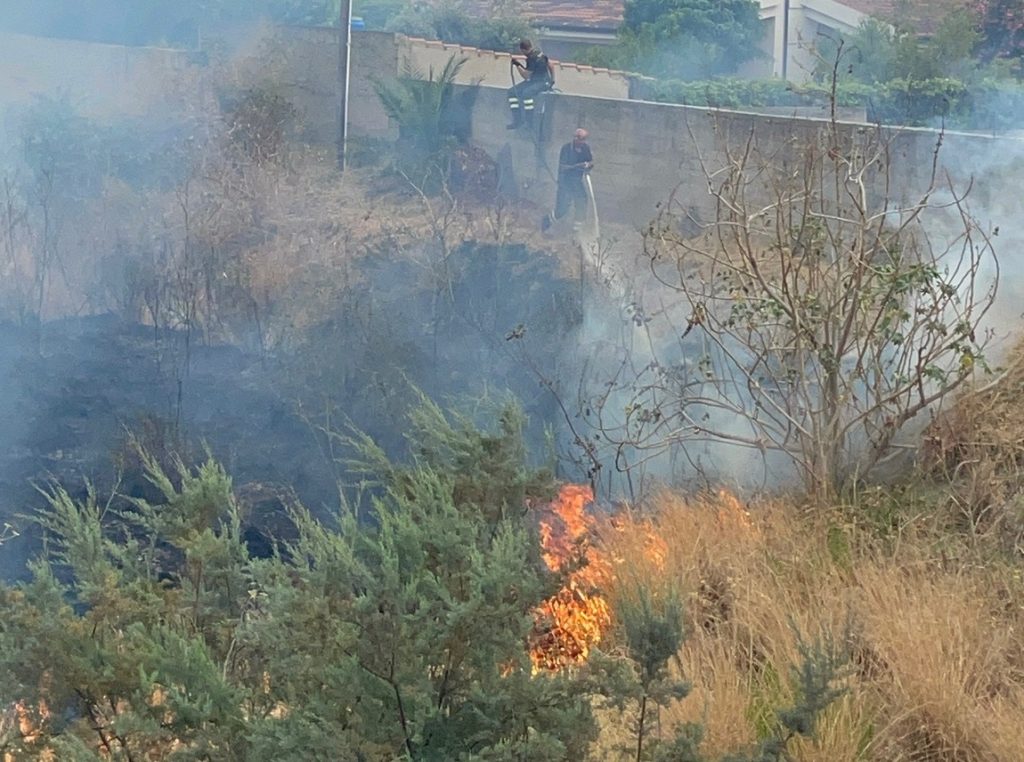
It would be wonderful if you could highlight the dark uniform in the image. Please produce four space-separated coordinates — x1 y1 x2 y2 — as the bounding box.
507 48 553 127
553 140 593 223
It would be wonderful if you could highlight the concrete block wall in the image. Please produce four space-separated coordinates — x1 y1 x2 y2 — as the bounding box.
230 27 397 144
466 85 725 226
0 27 396 145
394 35 631 99
461 83 1024 236
239 28 631 144
3 26 1020 258
351 31 401 138
228 25 335 145
0 31 207 122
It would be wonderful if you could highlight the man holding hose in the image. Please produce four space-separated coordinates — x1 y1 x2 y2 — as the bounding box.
542 128 593 231
507 39 554 129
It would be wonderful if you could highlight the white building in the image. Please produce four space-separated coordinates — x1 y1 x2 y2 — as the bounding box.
527 0 871 80
754 0 869 82
528 0 961 83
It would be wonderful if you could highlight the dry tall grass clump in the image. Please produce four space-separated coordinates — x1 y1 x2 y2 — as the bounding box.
596 491 1024 761
924 339 1024 552
856 565 1024 760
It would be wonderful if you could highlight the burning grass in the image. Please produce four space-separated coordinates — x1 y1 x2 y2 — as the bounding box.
593 490 1024 761
530 484 613 672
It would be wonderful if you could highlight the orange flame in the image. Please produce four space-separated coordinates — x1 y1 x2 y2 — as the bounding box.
530 484 612 672
527 486 750 672
713 489 754 531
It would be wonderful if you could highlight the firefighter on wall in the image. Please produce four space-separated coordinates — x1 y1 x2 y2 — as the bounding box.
507 39 554 129
542 128 593 232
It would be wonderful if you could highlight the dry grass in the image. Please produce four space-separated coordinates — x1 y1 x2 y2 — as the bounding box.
2 134 580 346
923 339 1024 553
594 490 1024 761
177 148 571 342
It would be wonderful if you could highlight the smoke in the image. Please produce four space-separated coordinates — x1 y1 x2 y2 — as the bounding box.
561 112 1021 498
564 233 795 498
1 0 203 46
2 9 1024 586
929 130 1024 353
0 20 596 583
0 0 339 48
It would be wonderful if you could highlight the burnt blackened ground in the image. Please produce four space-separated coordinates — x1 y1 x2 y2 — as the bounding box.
0 315 336 579
0 242 583 579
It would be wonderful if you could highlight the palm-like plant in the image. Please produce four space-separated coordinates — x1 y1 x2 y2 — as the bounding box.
374 54 468 169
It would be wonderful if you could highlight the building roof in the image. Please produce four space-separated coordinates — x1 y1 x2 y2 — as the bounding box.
828 0 968 34
525 0 623 31
524 0 969 35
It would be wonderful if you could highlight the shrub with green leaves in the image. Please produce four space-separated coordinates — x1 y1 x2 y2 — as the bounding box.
373 54 477 187
721 629 851 762
581 0 762 79
0 402 599 759
619 585 698 762
0 394 858 759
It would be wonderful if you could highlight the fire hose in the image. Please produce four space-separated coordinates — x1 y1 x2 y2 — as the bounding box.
584 172 599 241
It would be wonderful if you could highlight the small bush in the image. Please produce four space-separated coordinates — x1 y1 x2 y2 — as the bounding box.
384 1 533 51
219 86 298 165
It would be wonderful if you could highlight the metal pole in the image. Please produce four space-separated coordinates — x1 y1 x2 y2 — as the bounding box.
781 0 790 80
338 0 353 171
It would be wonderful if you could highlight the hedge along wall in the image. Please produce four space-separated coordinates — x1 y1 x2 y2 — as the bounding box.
632 76 1024 133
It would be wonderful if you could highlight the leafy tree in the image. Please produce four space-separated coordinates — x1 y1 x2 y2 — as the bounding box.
267 0 342 26
384 0 533 51
819 13 982 86
973 0 1024 64
806 10 1024 127
630 6 1023 128
354 0 407 29
583 0 762 79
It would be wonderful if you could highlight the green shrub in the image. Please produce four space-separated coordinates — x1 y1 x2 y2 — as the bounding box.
634 75 1024 130
581 0 763 79
384 1 533 51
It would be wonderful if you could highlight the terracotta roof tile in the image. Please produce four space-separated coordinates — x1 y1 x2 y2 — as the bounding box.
524 0 624 30
515 0 970 34
822 0 969 34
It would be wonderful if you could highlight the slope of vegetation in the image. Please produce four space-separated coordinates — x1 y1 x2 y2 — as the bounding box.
602 484 1024 760
4 372 1024 759
1 29 1023 762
